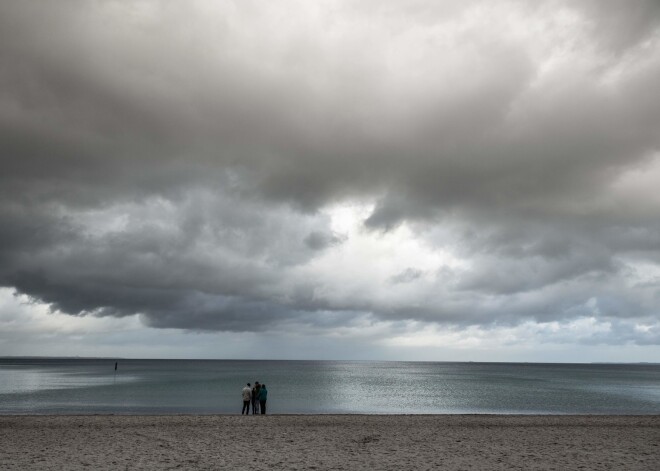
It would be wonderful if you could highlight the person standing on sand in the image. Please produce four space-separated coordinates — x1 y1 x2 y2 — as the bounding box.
258 384 268 415
252 382 261 415
242 383 252 415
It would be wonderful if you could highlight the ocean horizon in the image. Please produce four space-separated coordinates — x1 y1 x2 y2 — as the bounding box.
2 358 660 415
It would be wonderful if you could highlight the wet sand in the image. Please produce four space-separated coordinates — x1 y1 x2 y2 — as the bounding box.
1 415 659 470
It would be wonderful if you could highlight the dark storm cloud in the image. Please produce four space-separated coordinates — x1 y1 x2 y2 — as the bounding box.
1 1 660 344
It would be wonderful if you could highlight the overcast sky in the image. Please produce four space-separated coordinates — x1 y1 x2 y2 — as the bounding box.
1 0 660 361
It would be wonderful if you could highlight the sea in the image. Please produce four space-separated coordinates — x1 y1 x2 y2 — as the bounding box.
1 358 659 415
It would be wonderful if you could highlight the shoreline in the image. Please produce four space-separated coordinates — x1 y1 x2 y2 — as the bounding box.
2 415 659 470
2 412 660 416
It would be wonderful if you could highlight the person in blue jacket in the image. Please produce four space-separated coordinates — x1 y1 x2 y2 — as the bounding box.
258 384 268 415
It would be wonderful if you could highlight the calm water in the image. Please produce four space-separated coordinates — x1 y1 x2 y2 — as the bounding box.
1 359 659 414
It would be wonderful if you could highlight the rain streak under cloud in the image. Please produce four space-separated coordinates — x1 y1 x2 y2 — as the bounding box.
1 0 660 360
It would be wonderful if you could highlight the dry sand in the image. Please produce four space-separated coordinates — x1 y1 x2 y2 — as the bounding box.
1 415 659 470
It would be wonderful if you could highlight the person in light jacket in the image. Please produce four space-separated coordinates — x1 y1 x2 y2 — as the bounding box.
241 383 252 415
258 384 268 415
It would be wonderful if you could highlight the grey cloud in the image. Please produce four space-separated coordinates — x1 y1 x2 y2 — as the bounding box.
0 187 338 331
1 1 660 345
575 319 660 347
390 268 424 284
579 0 660 53
304 231 347 251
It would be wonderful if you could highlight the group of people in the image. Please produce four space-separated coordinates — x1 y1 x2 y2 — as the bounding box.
241 381 268 415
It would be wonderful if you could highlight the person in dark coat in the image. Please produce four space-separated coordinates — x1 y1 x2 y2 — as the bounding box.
258 384 268 415
251 382 261 415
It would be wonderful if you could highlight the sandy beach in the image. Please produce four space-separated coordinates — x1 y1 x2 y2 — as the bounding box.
1 415 658 470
